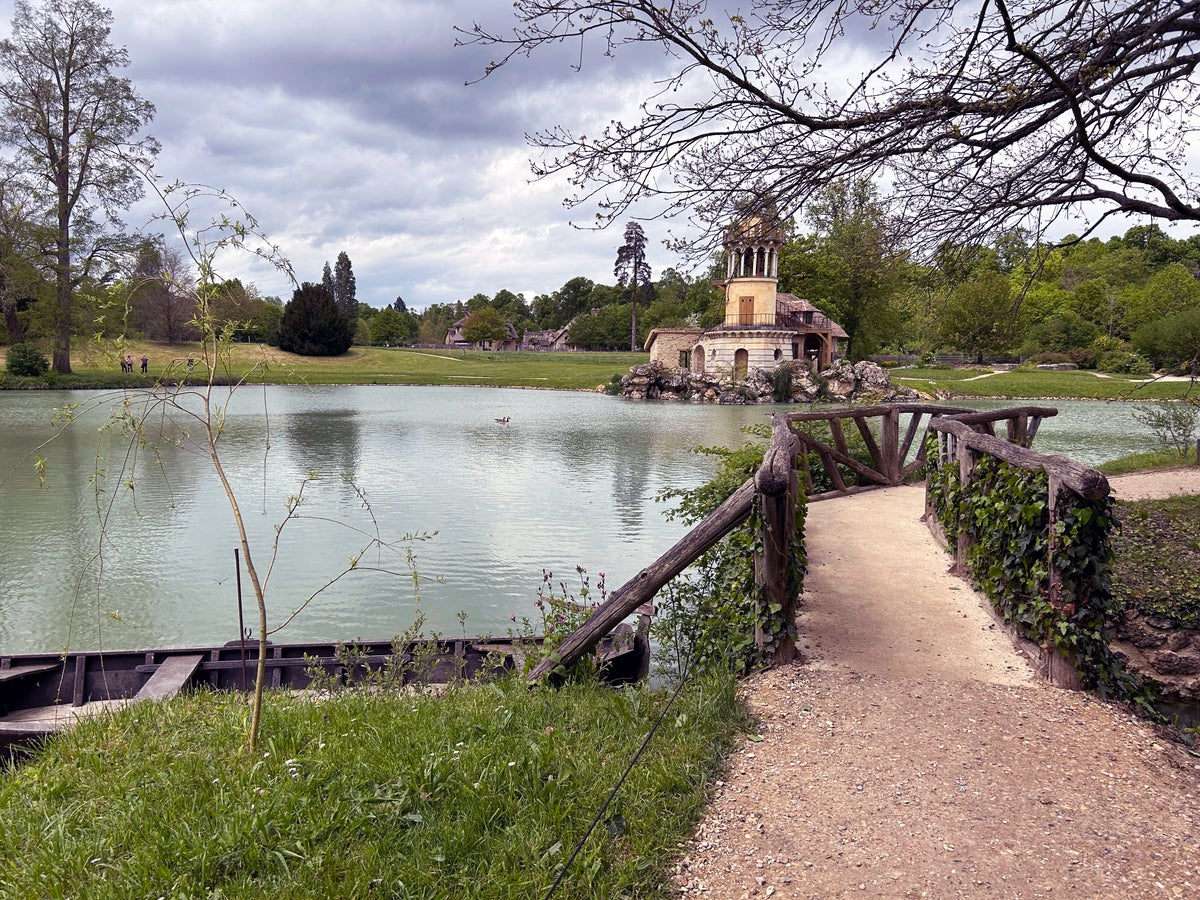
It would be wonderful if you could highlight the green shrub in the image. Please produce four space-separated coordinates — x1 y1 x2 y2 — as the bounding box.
768 362 793 402
1028 351 1072 366
655 424 807 679
5 343 49 377
1131 400 1200 457
1067 345 1101 369
1098 350 1152 375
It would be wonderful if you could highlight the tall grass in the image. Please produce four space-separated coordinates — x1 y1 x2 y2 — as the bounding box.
1 673 748 898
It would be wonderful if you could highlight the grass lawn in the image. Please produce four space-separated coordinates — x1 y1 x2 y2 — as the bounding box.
0 341 648 392
1112 494 1200 629
0 672 748 899
892 367 1196 401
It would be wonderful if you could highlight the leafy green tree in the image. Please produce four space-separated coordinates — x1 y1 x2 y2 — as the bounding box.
369 306 409 345
533 276 595 329
1133 307 1200 373
461 306 510 347
0 0 158 373
796 179 905 359
418 301 463 344
567 303 636 350
1023 311 1099 356
277 282 353 356
0 167 50 343
936 271 1020 362
614 221 651 351
491 288 529 322
1122 263 1200 335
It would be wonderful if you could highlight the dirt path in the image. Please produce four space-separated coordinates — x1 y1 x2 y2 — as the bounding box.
675 482 1200 898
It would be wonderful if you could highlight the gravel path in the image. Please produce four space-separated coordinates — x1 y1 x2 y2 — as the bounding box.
674 480 1200 898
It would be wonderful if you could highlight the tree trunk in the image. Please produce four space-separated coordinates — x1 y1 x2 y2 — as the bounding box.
53 182 72 375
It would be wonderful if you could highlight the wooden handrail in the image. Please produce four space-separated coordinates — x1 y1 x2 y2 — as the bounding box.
529 404 1076 683
526 478 758 682
930 418 1109 500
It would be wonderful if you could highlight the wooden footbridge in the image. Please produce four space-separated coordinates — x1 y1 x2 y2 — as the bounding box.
530 403 1112 687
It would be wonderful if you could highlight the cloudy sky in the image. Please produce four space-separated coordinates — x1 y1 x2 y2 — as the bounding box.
2 0 684 310
3 1 1188 312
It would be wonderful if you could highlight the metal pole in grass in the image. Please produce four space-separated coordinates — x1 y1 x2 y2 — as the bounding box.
235 548 247 691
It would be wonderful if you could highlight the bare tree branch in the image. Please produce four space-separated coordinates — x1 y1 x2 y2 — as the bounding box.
459 0 1200 258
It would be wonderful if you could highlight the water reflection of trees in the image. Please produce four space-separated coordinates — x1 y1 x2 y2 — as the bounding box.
283 409 362 476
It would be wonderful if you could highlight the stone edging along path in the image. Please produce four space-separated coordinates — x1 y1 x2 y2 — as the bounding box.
673 480 1200 898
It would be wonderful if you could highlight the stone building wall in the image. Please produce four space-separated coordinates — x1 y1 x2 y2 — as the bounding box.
646 329 702 368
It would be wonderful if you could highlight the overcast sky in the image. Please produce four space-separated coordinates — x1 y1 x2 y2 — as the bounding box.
1 0 686 310
2 1 1188 312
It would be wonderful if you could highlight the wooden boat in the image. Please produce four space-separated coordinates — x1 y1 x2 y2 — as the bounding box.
0 627 649 755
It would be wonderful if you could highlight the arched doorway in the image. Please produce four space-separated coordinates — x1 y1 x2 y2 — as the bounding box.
694 344 705 373
734 348 748 380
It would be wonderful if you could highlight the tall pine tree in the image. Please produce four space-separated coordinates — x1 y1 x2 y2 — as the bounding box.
614 222 651 351
333 251 356 318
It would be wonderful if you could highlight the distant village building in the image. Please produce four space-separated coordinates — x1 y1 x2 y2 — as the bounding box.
444 316 520 351
644 216 846 377
520 324 573 351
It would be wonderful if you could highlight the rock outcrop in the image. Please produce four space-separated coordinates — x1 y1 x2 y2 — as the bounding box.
620 359 918 404
1112 610 1200 704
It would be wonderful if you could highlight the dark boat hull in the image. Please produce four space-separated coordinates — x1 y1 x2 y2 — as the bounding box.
1 631 649 755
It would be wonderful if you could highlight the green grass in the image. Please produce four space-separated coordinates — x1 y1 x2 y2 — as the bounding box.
1112 494 1200 628
0 673 748 899
0 342 648 391
1098 449 1198 476
893 367 1196 400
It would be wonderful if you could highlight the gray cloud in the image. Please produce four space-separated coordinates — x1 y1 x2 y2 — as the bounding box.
0 0 684 308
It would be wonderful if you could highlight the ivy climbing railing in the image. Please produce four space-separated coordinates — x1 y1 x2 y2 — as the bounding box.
526 413 806 681
925 416 1141 700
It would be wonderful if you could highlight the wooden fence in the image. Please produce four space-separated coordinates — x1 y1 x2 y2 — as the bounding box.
528 405 1068 682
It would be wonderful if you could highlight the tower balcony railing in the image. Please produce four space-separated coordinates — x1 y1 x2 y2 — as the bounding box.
712 313 836 331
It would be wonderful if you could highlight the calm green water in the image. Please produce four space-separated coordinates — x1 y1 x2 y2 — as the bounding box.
0 388 1156 654
0 386 782 653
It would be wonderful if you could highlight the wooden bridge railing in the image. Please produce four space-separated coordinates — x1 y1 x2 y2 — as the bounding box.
786 404 953 499
925 415 1111 688
528 404 1068 682
526 413 802 681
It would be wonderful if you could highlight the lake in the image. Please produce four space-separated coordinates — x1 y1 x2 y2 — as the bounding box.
0 386 1157 654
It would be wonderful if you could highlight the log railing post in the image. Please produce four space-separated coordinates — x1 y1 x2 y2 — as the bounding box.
951 438 978 576
1042 477 1084 689
754 415 802 664
881 406 900 483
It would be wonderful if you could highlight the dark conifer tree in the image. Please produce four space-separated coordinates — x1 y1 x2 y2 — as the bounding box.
333 251 357 318
277 282 353 356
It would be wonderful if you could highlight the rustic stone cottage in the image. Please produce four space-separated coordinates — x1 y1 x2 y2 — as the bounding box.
444 316 520 351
